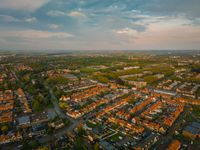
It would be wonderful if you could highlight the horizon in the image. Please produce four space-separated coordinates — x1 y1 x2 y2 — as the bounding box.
1 49 200 53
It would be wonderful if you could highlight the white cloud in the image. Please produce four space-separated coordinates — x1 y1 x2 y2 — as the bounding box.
48 24 62 29
25 17 37 23
129 17 200 49
116 28 138 36
0 15 20 22
68 11 86 18
0 29 73 40
47 10 67 17
0 0 49 12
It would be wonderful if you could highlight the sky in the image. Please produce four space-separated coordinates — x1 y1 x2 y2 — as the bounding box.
0 0 200 51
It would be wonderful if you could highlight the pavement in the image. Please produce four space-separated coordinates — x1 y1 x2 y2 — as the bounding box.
12 70 82 144
38 85 84 143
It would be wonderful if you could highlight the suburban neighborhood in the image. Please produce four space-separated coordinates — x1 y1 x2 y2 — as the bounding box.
0 51 199 149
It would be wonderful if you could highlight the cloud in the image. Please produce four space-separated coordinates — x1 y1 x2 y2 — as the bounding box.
116 28 138 36
123 16 200 49
68 11 86 18
25 17 37 23
47 10 67 17
0 0 200 50
0 29 73 40
0 15 38 23
0 15 20 22
137 0 200 19
48 24 62 29
0 0 49 12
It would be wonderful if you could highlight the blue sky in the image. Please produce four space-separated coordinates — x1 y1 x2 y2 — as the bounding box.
0 0 200 50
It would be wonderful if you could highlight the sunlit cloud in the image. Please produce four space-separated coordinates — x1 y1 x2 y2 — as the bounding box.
0 14 20 22
46 10 67 17
68 11 86 18
48 24 62 29
25 17 37 23
0 0 50 12
0 29 73 40
0 0 200 50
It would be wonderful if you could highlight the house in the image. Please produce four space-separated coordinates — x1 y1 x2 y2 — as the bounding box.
0 132 22 144
50 120 64 129
182 122 200 139
0 90 14 123
176 98 200 105
16 88 32 113
60 95 70 101
64 74 78 81
166 140 181 150
135 134 160 150
47 109 57 120
108 117 144 133
30 124 47 137
127 81 147 89
17 116 30 127
31 112 49 124
99 141 115 150
124 66 139 70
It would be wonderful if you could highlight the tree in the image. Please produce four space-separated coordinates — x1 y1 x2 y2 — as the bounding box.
80 68 96 74
77 126 86 137
35 94 44 103
191 65 200 73
33 100 42 112
94 75 109 83
94 143 100 150
129 97 136 105
37 147 49 150
47 76 69 85
115 78 125 85
144 75 158 84
59 102 68 109
1 125 8 133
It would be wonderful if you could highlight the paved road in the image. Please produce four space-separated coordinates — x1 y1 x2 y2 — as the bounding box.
11 69 87 144
47 86 69 119
39 85 86 143
11 71 92 144
153 110 188 150
39 119 83 143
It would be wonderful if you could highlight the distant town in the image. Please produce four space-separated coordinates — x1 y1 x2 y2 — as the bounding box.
0 50 200 150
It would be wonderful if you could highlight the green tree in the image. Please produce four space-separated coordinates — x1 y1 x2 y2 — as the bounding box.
94 143 100 150
33 100 42 112
1 125 8 133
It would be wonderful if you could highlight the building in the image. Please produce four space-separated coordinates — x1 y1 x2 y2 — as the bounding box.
99 141 115 150
0 132 22 144
31 112 49 124
50 120 64 129
182 122 200 139
135 133 160 150
30 124 47 137
16 88 32 113
166 140 181 150
0 90 14 123
128 81 147 89
17 116 31 127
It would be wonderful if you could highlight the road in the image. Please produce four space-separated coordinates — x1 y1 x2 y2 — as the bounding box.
11 71 95 144
40 87 136 143
153 110 188 150
12 70 83 143
47 86 69 120
39 85 88 143
39 118 83 143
